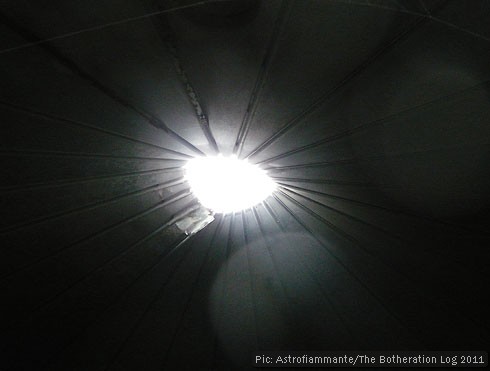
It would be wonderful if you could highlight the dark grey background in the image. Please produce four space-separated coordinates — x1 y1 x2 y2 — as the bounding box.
0 1 489 370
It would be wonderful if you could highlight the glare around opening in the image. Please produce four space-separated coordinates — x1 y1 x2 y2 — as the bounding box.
184 155 276 214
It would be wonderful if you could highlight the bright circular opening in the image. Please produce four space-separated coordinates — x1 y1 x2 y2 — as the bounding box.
184 155 276 214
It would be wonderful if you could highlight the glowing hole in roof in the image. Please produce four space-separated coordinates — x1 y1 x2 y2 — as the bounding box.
185 155 276 214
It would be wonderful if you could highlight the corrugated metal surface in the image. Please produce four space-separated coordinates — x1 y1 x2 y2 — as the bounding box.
1 1 489 369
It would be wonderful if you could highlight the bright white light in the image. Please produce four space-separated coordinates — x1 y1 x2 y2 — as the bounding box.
184 155 276 214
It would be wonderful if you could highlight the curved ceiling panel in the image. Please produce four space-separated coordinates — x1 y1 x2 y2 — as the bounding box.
1 1 489 370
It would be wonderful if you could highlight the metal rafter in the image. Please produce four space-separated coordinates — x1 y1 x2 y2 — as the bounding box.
0 11 205 156
233 0 293 157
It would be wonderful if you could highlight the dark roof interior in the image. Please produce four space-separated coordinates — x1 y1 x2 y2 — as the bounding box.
1 0 489 369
